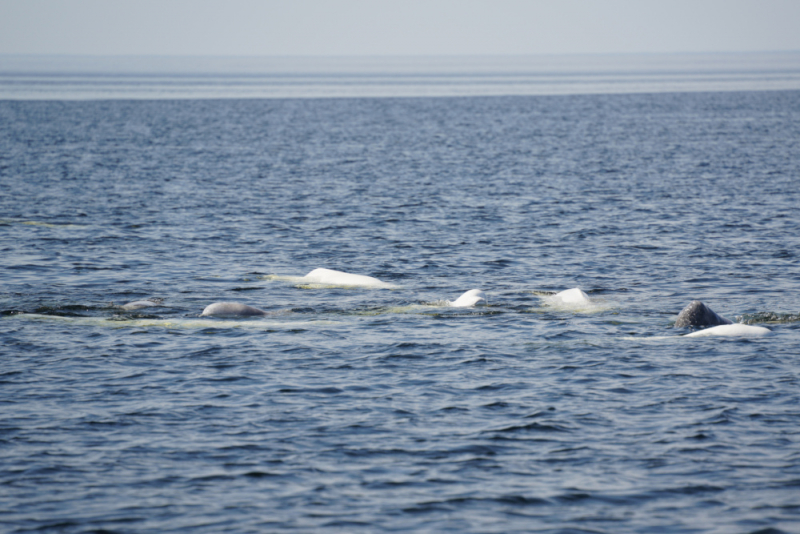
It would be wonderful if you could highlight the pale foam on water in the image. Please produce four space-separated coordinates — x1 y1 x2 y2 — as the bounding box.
534 288 615 314
6 313 339 330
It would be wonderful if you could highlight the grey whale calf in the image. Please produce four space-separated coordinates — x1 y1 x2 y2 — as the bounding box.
675 300 733 328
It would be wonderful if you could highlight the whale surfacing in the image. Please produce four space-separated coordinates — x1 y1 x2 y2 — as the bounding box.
121 299 162 310
449 289 487 308
201 302 268 317
552 288 591 305
301 268 395 288
675 301 733 328
543 288 592 308
684 324 771 337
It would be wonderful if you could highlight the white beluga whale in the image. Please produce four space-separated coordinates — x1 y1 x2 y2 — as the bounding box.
201 302 269 317
120 298 162 310
300 268 396 289
448 289 487 308
626 300 773 340
550 288 591 305
674 300 770 338
675 300 733 328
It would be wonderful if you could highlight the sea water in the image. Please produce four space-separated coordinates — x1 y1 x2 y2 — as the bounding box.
1 55 800 533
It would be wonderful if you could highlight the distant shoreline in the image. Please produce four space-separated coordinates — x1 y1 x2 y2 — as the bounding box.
2 51 799 100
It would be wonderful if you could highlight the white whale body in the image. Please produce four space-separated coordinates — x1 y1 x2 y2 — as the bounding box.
301 268 396 288
551 288 591 305
201 302 269 317
121 299 161 310
543 287 593 308
449 289 487 308
684 324 771 338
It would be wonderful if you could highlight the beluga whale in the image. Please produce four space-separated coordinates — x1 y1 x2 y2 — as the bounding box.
300 268 396 289
201 302 269 317
550 288 591 306
684 324 771 337
120 298 163 310
448 289 487 308
674 300 770 337
675 300 733 328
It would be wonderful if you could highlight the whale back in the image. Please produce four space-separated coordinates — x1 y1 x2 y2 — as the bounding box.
684 324 770 337
302 268 393 288
201 302 268 317
675 300 733 328
450 289 486 307
552 288 591 305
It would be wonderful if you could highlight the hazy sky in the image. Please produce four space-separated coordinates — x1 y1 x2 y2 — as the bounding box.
1 0 799 57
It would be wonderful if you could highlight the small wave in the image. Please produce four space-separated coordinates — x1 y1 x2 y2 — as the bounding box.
0 218 85 229
30 304 98 316
409 495 551 510
423 299 452 307
350 305 424 316
736 312 800 324
487 421 571 433
621 335 678 342
259 274 309 284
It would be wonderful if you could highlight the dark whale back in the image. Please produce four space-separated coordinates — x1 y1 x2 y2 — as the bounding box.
675 300 733 328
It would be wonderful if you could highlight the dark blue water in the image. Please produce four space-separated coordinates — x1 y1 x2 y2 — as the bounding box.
2 90 800 533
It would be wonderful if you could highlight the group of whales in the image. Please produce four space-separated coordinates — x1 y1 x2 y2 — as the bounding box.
120 268 771 338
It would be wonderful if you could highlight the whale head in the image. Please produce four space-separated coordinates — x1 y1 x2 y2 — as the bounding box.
675 300 732 328
450 289 487 308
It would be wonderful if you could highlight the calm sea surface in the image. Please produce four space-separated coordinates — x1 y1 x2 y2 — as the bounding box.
1 55 800 533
